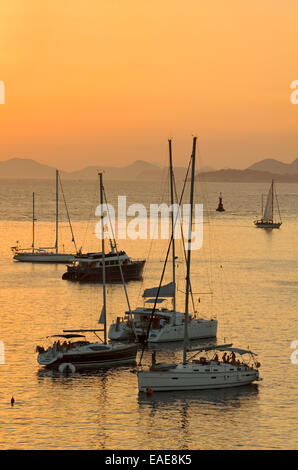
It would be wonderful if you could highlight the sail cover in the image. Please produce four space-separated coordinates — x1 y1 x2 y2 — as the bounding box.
263 182 273 220
143 282 175 298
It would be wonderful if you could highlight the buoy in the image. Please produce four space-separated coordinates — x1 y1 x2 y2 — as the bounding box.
11 397 15 406
146 387 153 396
58 362 76 373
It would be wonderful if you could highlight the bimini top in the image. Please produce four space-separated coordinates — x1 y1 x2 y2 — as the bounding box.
188 343 257 356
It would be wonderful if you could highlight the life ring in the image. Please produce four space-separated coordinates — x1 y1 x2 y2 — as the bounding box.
58 362 76 373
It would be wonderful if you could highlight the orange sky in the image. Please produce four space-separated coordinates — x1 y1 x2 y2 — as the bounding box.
0 0 297 170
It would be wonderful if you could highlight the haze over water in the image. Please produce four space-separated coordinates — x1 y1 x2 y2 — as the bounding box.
0 178 297 449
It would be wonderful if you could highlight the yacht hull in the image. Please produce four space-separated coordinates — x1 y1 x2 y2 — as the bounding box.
62 260 145 282
138 363 260 392
38 343 138 370
109 319 217 343
14 253 75 263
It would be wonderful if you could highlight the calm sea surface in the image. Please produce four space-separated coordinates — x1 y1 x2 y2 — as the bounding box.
0 178 297 449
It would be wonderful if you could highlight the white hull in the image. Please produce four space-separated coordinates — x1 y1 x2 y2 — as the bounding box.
109 318 217 343
14 252 75 263
138 362 260 392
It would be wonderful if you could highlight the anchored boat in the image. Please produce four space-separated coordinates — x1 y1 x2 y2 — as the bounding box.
254 180 282 229
109 139 217 343
12 170 77 263
36 172 137 371
136 137 261 392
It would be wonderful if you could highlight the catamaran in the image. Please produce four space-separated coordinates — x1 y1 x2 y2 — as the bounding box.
254 180 282 229
109 138 217 343
36 172 137 371
12 170 77 262
136 137 261 392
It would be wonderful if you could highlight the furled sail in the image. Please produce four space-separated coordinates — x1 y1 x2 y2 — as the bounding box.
263 181 273 220
98 306 105 324
143 282 175 298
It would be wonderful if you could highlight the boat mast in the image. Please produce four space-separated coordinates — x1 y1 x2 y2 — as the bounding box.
55 169 59 253
169 139 176 314
99 172 107 344
183 136 197 364
271 179 274 221
32 192 35 253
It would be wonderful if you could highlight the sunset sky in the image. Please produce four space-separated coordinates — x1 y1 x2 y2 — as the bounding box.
0 0 297 170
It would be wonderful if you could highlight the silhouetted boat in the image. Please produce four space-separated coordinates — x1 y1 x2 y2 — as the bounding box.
254 180 282 228
12 170 77 263
36 173 137 371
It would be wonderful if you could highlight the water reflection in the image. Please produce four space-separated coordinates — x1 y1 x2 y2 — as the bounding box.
138 383 259 408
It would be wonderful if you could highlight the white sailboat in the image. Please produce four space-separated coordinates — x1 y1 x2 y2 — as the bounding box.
109 139 217 343
254 180 282 229
12 170 77 262
137 137 261 392
36 172 137 371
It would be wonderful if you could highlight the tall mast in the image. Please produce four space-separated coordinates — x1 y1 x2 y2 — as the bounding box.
55 169 59 253
272 179 274 220
32 192 35 253
99 172 107 344
183 136 197 364
169 139 176 314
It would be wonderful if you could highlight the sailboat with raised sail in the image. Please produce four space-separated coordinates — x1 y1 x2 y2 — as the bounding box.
136 137 261 392
12 170 77 262
254 180 282 229
108 139 217 343
36 172 137 371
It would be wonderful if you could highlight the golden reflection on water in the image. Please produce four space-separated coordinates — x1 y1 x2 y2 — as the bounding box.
0 180 297 449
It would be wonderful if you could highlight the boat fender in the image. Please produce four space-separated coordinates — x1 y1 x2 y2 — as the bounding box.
58 363 76 373
200 357 206 365
146 387 153 396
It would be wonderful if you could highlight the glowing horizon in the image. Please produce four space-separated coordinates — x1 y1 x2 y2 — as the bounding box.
0 1 297 171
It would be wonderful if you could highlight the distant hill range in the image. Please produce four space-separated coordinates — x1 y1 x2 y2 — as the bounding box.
0 156 298 181
0 157 215 180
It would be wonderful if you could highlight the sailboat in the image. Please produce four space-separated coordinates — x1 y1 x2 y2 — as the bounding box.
12 170 77 263
254 180 282 229
36 172 138 371
109 139 217 343
216 193 225 212
137 137 261 392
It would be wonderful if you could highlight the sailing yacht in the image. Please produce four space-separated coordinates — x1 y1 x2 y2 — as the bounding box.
36 173 137 371
109 138 217 343
136 137 261 392
12 170 76 262
254 180 282 228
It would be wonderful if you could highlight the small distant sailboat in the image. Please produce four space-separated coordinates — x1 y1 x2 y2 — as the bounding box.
254 180 282 229
12 170 77 262
216 193 225 212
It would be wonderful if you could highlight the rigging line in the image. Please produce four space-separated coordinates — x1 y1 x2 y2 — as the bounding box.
138 154 192 366
103 188 133 323
58 174 78 253
275 189 282 223
136 167 171 308
172 163 196 313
